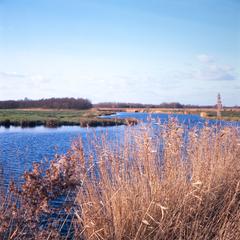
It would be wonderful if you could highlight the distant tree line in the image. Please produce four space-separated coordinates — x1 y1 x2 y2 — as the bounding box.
94 102 215 109
0 98 92 109
94 102 183 108
1 98 230 110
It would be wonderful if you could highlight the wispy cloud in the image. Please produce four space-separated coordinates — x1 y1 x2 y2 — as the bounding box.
138 54 238 85
0 71 51 84
0 71 52 100
0 71 26 78
195 54 237 81
197 54 214 64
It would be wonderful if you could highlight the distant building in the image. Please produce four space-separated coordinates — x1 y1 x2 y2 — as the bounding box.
217 93 222 118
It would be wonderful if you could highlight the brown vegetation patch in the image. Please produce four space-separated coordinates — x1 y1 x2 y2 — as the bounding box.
0 121 239 239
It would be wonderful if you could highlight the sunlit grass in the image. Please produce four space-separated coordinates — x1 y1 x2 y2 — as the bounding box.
0 120 239 239
0 109 133 127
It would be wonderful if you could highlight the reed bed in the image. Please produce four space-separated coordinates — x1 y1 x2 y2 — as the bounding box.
0 120 240 239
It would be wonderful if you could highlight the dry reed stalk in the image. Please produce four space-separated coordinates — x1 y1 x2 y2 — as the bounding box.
75 121 240 240
0 120 239 239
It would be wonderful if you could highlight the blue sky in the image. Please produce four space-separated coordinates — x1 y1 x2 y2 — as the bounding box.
0 0 239 105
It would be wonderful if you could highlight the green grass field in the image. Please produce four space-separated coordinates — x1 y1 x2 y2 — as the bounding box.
0 109 137 127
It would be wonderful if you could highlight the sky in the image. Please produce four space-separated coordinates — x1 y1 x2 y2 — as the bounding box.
0 0 239 106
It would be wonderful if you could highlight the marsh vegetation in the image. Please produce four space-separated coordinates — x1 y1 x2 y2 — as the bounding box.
0 120 239 239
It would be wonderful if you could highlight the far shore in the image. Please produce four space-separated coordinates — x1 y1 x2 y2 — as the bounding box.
99 107 240 121
0 107 239 128
0 108 138 128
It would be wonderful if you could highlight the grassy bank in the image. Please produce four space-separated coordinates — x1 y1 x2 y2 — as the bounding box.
0 109 137 127
204 110 240 121
0 121 239 239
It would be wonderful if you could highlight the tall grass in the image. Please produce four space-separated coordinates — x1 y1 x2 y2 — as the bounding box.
0 120 240 239
75 121 240 239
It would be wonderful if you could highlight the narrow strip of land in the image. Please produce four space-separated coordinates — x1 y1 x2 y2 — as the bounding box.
0 109 137 127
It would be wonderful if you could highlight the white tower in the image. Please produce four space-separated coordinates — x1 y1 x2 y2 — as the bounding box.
217 93 222 118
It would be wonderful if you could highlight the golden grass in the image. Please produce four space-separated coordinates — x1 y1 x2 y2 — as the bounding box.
0 120 240 239
75 121 240 239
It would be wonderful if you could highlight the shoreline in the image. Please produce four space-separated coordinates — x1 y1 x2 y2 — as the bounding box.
1 107 239 128
0 109 138 128
100 107 240 121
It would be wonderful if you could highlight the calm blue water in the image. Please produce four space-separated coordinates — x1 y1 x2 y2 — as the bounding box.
106 112 238 127
0 112 239 184
0 125 124 184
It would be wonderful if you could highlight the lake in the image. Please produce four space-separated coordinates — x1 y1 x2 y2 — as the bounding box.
0 112 239 185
